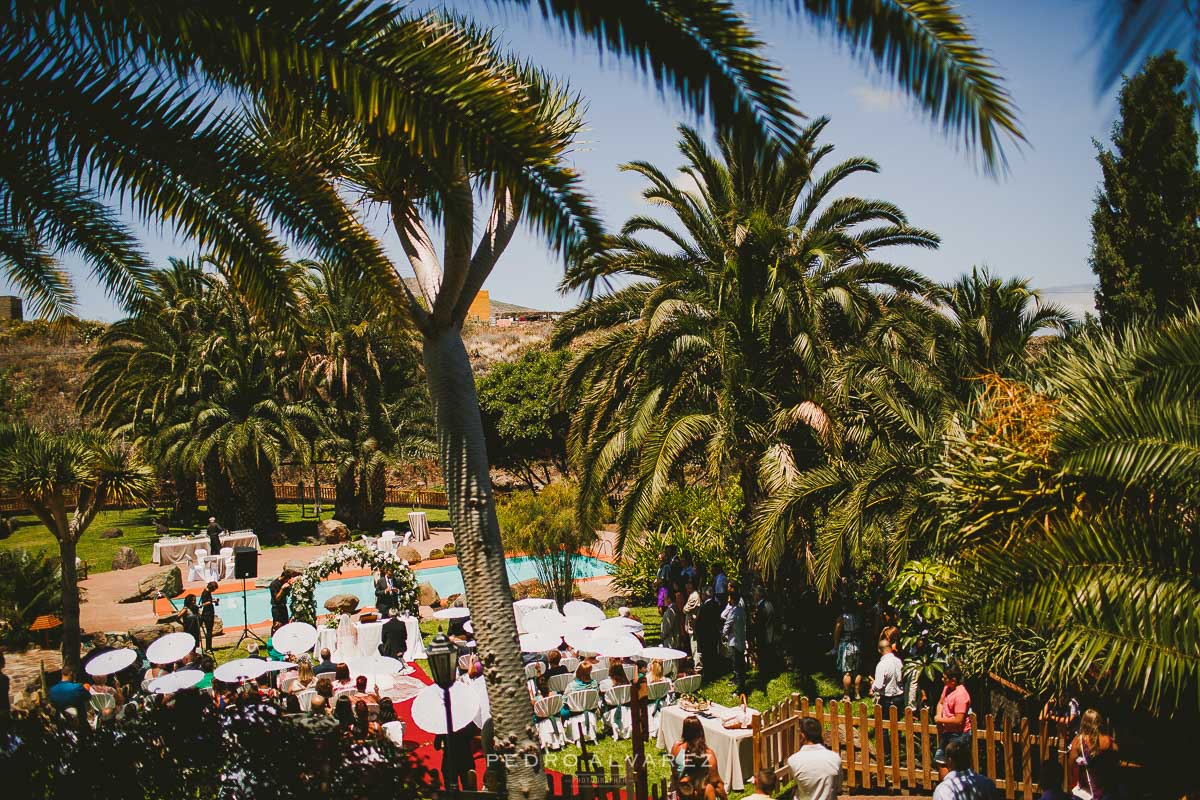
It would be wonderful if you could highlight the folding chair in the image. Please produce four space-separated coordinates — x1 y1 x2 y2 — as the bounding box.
547 673 573 694
646 680 671 737
563 688 599 744
590 666 609 683
296 689 316 712
533 694 566 751
524 662 545 681
188 549 208 582
219 547 235 578
602 683 633 740
672 674 701 697
562 656 580 674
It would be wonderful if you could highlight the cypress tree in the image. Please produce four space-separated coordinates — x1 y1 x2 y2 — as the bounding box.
1089 51 1200 328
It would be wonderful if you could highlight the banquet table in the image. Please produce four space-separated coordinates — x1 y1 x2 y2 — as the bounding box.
512 598 556 635
655 702 759 791
152 531 260 566
314 615 425 662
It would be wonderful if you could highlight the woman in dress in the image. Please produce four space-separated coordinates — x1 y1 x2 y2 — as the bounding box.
173 594 202 650
670 715 727 800
647 659 665 684
1068 709 1118 799
334 611 358 661
833 599 865 701
332 662 354 693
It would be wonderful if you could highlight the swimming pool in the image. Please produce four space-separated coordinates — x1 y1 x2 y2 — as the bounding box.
176 555 612 626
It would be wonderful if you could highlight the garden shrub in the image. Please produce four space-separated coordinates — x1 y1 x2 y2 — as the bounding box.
0 549 64 646
496 482 596 606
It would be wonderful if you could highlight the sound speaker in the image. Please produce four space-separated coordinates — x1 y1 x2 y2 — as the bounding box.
233 547 258 579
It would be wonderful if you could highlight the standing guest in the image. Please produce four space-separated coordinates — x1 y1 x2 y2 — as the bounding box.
721 589 747 696
670 715 727 800
206 517 224 555
683 579 702 668
833 599 865 701
754 586 777 669
932 739 995 800
374 568 399 617
680 553 698 586
0 651 9 716
48 666 90 717
934 666 973 779
661 592 682 651
1067 709 1118 799
313 647 337 675
872 637 905 763
744 768 779 800
172 593 202 648
713 565 728 606
787 717 842 800
1040 694 1081 744
199 581 218 652
379 606 409 661
697 586 723 675
268 569 298 627
656 551 672 609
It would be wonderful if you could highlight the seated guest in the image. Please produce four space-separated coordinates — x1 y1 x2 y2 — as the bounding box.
447 617 475 653
353 699 378 740
334 694 355 732
648 659 665 684
284 660 316 694
246 642 264 660
743 768 778 800
143 662 170 684
282 693 302 714
332 663 354 692
255 672 278 701
195 654 216 690
571 662 598 691
544 649 568 678
313 648 337 675
309 694 329 716
601 657 631 691
87 673 125 705
315 676 334 701
379 607 409 661
353 674 378 703
377 697 397 725
48 667 90 717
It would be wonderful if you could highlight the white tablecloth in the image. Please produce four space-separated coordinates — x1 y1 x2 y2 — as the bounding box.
407 512 429 542
152 532 260 565
655 703 758 790
314 616 425 662
513 598 556 634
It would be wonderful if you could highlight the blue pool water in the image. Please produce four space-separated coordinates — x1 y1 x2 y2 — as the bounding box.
176 555 612 625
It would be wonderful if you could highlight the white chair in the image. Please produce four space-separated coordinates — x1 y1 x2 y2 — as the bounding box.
622 663 638 682
672 674 701 697
295 689 316 712
646 680 671 737
533 694 566 750
188 549 208 582
602 683 633 740
590 666 609 683
563 688 599 744
524 662 545 681
90 692 117 714
382 720 406 746
547 673 573 694
203 554 224 582
562 657 580 673
220 547 235 578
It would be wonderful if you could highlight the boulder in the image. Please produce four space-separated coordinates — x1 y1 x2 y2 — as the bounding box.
284 559 308 575
111 546 141 570
120 566 182 603
100 527 124 539
317 518 350 544
128 623 181 650
603 595 633 611
323 594 360 614
427 549 444 560
417 581 440 607
394 546 422 564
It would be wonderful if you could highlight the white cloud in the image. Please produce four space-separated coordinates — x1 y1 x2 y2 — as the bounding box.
851 85 904 113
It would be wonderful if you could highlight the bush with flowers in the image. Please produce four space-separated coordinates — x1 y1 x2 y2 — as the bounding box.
288 542 418 624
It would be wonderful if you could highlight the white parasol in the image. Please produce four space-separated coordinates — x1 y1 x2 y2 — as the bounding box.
213 658 269 683
262 660 297 672
148 669 206 694
595 616 644 635
564 629 601 654
522 607 567 632
346 655 405 678
432 607 470 620
639 646 687 661
519 632 562 653
563 600 606 625
271 622 318 654
146 632 197 665
591 633 643 659
84 648 138 677
463 621 474 635
410 682 480 734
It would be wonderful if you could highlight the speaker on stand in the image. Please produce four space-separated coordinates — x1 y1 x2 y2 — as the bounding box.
233 547 265 649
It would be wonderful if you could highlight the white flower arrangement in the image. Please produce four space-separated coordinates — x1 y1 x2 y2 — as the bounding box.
288 542 419 624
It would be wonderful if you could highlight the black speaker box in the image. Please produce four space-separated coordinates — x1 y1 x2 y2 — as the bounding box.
233 546 258 579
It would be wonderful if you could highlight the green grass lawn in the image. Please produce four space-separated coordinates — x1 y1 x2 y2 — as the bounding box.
0 503 451 573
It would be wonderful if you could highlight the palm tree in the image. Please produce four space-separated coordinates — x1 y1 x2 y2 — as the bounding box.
556 120 939 563
0 426 153 673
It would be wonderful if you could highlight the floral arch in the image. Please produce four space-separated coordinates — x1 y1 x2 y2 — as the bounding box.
289 542 419 624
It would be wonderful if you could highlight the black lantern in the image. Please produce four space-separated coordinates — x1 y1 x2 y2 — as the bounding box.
427 628 456 690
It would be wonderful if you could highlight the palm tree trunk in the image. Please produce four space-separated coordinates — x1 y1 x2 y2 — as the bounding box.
334 466 359 527
361 463 387 531
58 534 82 675
422 327 544 800
203 451 237 527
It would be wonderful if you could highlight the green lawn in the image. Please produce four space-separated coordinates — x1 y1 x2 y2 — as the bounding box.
0 503 451 573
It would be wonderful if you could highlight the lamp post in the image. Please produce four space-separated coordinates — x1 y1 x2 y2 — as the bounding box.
427 629 458 790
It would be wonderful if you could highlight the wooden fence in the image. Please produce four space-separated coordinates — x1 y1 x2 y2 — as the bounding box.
752 694 1068 798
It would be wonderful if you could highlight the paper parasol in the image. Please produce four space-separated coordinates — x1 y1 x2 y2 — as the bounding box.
84 648 138 677
563 601 606 625
213 658 269 683
148 669 206 694
146 632 196 665
432 607 470 620
410 682 480 734
519 631 562 653
271 622 318 654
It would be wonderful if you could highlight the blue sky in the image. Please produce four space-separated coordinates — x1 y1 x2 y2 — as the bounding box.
8 0 1122 320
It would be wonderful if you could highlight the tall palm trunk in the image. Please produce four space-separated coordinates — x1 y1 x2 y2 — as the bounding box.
334 466 360 527
361 462 387 531
58 535 81 674
235 468 279 542
423 327 542 798
203 451 237 527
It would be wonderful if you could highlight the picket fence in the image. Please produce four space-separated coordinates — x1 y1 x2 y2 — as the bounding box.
752 694 1070 798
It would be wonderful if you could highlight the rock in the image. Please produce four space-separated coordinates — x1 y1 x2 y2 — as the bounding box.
510 578 545 600
284 559 308 575
211 616 224 636
317 518 350 544
394 546 422 564
417 581 439 607
603 596 632 611
442 543 456 555
0 516 13 539
120 566 182 603
323 593 360 614
111 546 141 570
428 548 444 560
100 527 124 539
128 623 182 650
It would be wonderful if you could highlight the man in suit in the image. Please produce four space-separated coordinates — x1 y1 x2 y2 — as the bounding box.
313 647 337 675
378 607 409 663
374 569 399 617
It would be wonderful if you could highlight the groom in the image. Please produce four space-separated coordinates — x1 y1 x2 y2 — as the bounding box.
374 568 399 617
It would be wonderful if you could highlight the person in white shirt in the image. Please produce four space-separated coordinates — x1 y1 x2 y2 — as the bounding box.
872 637 905 763
932 739 996 800
787 717 842 800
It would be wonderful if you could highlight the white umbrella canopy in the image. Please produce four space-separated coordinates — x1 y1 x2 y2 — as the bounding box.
148 669 206 694
346 655 405 678
463 620 474 635
213 658 269 683
432 607 470 620
262 661 297 672
271 622 318 654
640 646 687 661
564 629 601 654
563 601 606 625
146 632 196 665
592 633 642 659
595 616 644 636
410 682 480 734
519 632 562 653
85 648 138 677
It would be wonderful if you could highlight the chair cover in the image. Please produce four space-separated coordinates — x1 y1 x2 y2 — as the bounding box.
646 680 671 737
562 657 580 673
533 694 566 750
89 692 117 713
672 674 701 696
547 673 573 694
590 666 609 683
563 688 599 744
295 689 315 712
220 547 235 577
524 662 545 681
382 720 406 745
602 683 633 740
188 549 208 582
622 663 637 682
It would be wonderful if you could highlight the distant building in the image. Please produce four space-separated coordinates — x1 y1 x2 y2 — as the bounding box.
0 296 22 321
465 290 491 323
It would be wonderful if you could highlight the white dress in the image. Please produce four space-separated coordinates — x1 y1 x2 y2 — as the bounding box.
334 613 358 660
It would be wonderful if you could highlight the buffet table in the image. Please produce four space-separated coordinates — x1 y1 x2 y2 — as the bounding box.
151 531 260 566
655 702 759 790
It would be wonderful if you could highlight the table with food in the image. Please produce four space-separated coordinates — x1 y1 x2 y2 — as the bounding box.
655 696 759 791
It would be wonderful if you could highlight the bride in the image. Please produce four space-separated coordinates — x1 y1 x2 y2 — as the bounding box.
333 611 358 661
